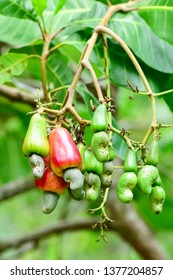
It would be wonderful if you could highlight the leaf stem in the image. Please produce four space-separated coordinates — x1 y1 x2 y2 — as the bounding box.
88 188 114 223
154 89 173 97
95 26 152 93
81 59 104 102
41 33 52 103
110 125 133 148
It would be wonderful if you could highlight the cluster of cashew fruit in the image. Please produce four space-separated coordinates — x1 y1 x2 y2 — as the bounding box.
22 113 84 214
116 139 165 214
22 103 165 215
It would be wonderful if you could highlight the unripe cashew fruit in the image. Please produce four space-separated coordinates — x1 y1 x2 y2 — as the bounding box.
91 131 110 162
91 103 108 133
146 139 159 166
108 144 115 161
100 173 112 188
29 154 44 179
42 191 59 214
137 165 159 195
84 149 103 175
149 186 165 214
22 113 49 157
124 148 137 173
63 167 84 190
100 161 114 188
153 173 162 187
116 172 137 203
102 161 114 175
84 172 101 201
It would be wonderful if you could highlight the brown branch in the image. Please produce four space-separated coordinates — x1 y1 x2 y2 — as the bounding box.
0 175 35 202
0 85 36 106
0 218 99 253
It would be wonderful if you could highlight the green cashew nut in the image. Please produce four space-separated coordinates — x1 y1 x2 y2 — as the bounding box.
102 161 114 175
42 191 59 214
63 167 84 190
29 154 44 179
100 161 114 188
116 172 137 203
68 187 85 201
137 165 159 195
100 173 112 188
84 173 101 201
149 186 165 214
91 131 110 162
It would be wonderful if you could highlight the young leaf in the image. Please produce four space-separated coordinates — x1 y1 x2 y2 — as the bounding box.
31 0 47 18
54 0 67 15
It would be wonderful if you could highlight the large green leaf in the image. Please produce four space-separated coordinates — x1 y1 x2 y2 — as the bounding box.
0 15 40 45
55 2 173 74
44 0 94 34
108 11 173 74
138 0 173 45
0 0 36 20
0 53 28 84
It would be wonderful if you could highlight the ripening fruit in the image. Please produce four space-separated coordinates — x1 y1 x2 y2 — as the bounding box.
22 113 49 157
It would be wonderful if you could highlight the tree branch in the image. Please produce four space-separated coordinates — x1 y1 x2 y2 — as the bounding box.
0 176 35 202
0 219 99 252
0 85 36 106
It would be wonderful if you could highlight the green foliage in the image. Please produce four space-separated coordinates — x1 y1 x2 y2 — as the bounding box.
0 53 28 84
54 0 67 15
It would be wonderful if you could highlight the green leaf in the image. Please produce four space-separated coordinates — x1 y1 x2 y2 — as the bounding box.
46 53 73 95
56 2 173 74
109 11 173 74
44 0 95 33
0 53 28 84
138 1 173 45
31 0 47 18
0 0 36 20
54 0 67 15
0 15 40 45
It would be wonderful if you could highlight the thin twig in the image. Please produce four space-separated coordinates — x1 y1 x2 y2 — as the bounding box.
0 176 35 202
81 59 104 102
0 85 36 106
0 219 100 253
